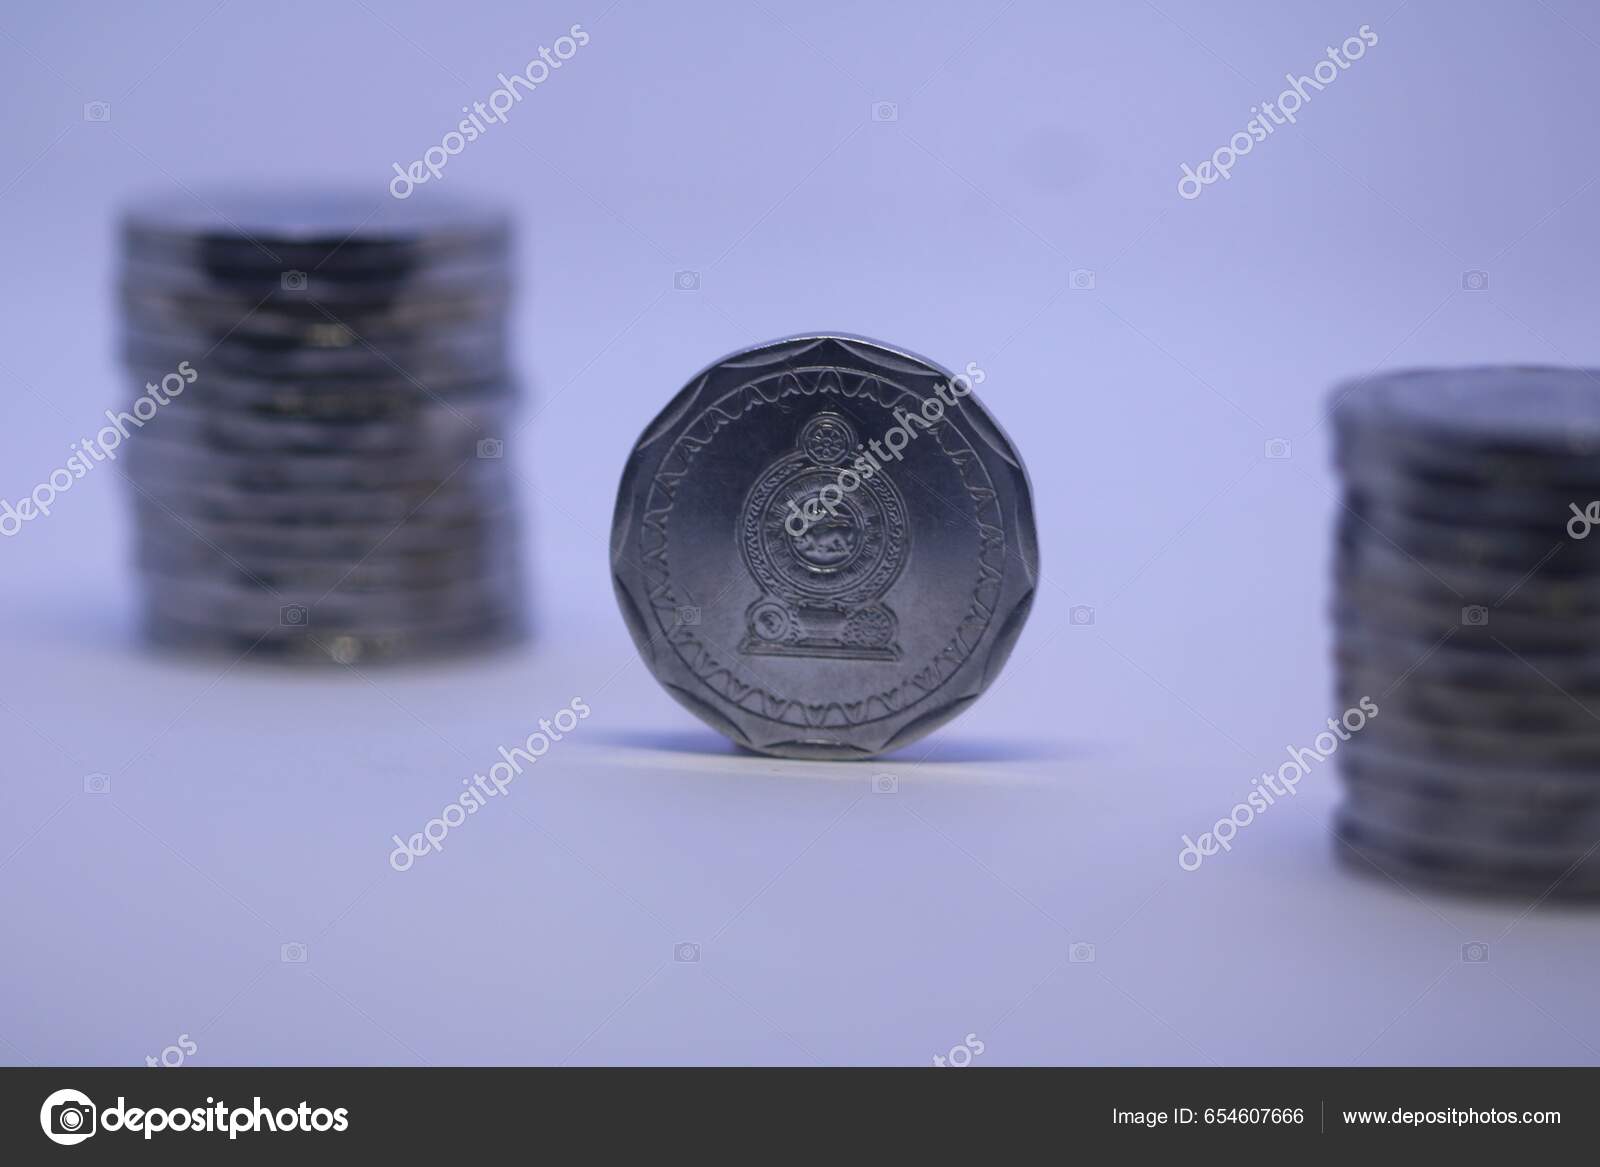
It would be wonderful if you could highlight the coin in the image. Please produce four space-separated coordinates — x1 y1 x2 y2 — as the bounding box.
1340 767 1600 842
120 251 512 302
143 608 525 666
119 374 514 421
121 189 511 274
124 396 506 454
1332 366 1600 461
133 540 520 593
132 500 517 560
1338 458 1595 531
1334 527 1600 617
137 569 525 629
610 334 1038 759
1336 664 1600 738
117 189 526 664
125 473 508 526
1335 813 1600 901
1327 366 1600 897
121 286 508 347
119 434 505 492
123 322 509 383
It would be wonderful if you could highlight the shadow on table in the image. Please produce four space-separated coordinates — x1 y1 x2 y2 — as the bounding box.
586 726 1091 766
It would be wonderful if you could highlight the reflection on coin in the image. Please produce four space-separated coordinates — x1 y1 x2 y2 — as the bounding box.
611 334 1038 759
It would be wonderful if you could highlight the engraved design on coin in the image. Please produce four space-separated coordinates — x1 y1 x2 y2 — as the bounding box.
739 411 907 661
641 360 1006 730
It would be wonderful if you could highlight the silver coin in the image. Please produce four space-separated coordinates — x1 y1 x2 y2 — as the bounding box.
118 374 515 421
143 608 525 665
117 378 515 425
120 189 511 274
1336 664 1600 738
1336 509 1586 578
1332 366 1600 461
124 322 509 383
1334 525 1600 616
1339 777 1600 850
1336 682 1600 769
125 471 511 526
1335 625 1600 694
1331 585 1600 655
133 539 520 593
610 334 1038 759
1334 813 1600 900
137 568 524 628
122 397 507 455
120 251 512 303
120 435 506 492
1337 740 1600 813
121 286 508 346
133 503 518 559
1336 796 1600 868
1338 455 1600 530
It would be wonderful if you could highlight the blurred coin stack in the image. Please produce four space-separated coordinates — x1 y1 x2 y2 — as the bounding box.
116 192 525 664
1331 367 1600 899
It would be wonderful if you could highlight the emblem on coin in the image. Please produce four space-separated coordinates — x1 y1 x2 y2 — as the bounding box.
740 412 907 660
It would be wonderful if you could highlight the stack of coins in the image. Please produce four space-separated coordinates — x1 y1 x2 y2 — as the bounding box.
117 192 525 664
1331 366 1600 899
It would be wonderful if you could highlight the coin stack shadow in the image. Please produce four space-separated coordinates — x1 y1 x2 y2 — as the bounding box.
117 192 525 664
1331 366 1600 899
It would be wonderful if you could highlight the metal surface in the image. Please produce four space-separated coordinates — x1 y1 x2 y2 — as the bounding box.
1329 365 1600 897
611 334 1038 759
117 189 526 663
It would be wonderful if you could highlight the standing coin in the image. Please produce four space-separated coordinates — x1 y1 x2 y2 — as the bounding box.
611 334 1038 759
